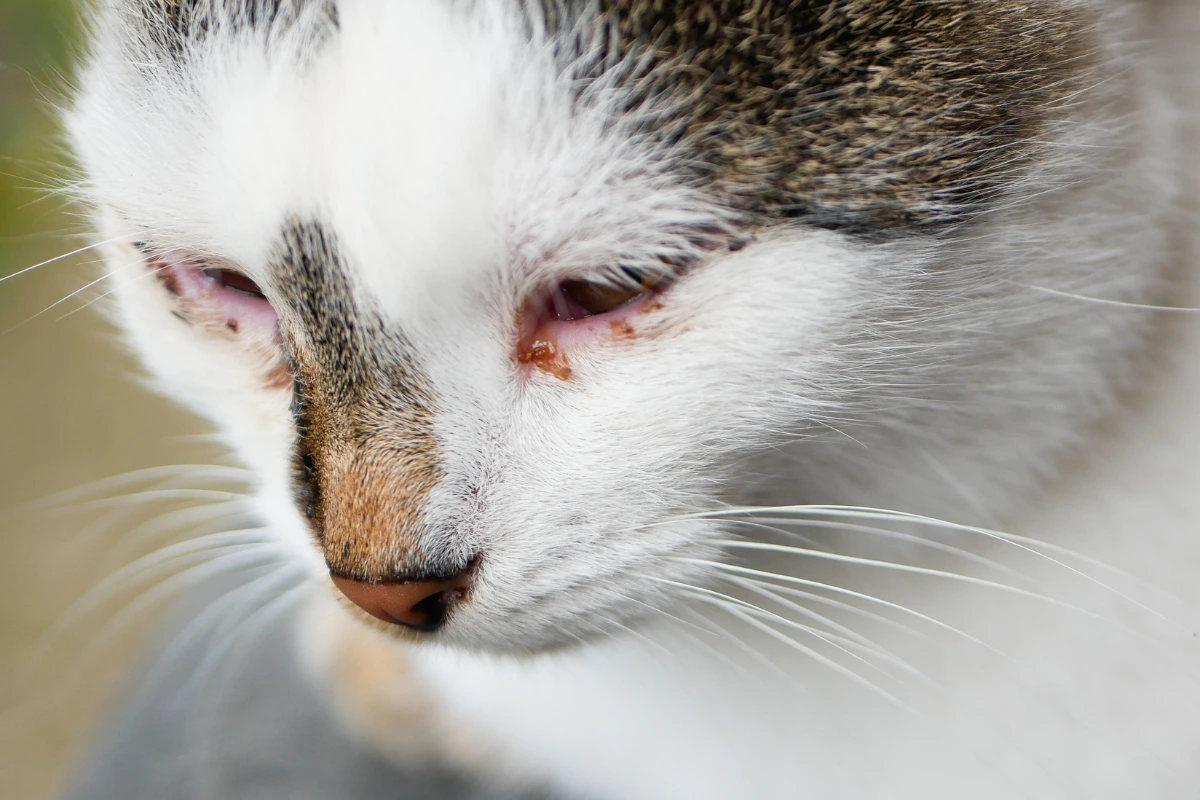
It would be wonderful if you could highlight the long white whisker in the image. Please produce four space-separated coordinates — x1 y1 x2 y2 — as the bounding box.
54 499 246 567
0 230 145 286
653 608 759 677
11 464 250 516
673 602 798 686
148 562 301 687
1017 283 1200 313
701 544 1127 630
718 574 890 654
727 574 932 645
648 576 913 708
694 593 913 711
693 505 1121 572
672 559 1003 655
707 517 827 550
26 532 273 669
6 254 132 331
177 568 308 699
109 502 250 562
725 575 928 683
591 608 675 656
703 504 1183 629
730 516 1031 584
189 580 311 800
65 489 249 511
72 547 286 666
613 587 720 641
56 249 175 320
667 606 762 679
667 579 911 678
4 547 284 727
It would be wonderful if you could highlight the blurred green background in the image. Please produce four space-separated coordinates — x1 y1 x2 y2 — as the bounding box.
1 2 207 797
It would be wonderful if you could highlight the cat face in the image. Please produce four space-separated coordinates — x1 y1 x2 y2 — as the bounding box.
70 0 1160 652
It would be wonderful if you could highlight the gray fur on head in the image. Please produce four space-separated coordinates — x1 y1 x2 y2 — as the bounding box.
557 0 1091 233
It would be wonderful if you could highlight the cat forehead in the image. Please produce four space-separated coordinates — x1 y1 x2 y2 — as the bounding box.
76 0 1093 279
80 2 512 258
79 1 706 311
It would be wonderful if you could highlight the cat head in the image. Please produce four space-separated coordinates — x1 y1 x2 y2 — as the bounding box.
67 0 1167 652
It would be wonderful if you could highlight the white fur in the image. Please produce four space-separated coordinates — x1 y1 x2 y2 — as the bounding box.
68 0 1200 796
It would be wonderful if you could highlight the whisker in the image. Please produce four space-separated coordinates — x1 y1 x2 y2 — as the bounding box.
703 505 1182 629
54 499 245 566
25 532 273 669
4 547 284 727
671 559 1002 655
1017 283 1200 313
666 606 762 680
56 249 175 320
672 602 798 686
612 588 720 642
5 245 153 332
727 574 932 645
725 575 927 682
108 502 250 562
63 488 248 511
177 568 308 699
144 562 299 704
647 576 912 708
701 505 1131 580
670 579 911 678
0 229 146 286
188 580 311 800
728 516 1031 584
707 517 826 551
701 543 1127 629
587 608 674 656
70 546 287 669
11 464 250 516
695 594 913 711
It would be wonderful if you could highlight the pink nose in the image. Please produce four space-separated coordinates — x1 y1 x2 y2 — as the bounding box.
331 569 471 631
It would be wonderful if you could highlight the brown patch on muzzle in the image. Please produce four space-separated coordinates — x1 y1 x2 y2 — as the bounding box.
295 382 443 580
271 217 446 582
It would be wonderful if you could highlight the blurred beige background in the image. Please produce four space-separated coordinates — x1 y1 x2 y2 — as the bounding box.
1 3 210 797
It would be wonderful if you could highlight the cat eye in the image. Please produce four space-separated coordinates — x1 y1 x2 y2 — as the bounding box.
204 267 266 299
550 268 660 321
148 251 280 345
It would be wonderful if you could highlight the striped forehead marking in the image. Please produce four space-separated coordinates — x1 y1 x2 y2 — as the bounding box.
554 0 1091 234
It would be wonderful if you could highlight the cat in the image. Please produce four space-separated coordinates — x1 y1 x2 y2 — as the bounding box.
65 0 1200 797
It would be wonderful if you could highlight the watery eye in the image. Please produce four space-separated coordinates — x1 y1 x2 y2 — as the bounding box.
150 252 279 344
205 267 266 299
551 268 660 321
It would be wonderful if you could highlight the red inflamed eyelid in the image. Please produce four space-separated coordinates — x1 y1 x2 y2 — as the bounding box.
152 254 280 345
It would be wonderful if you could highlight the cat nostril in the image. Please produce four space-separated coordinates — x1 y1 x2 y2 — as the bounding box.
330 569 471 631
